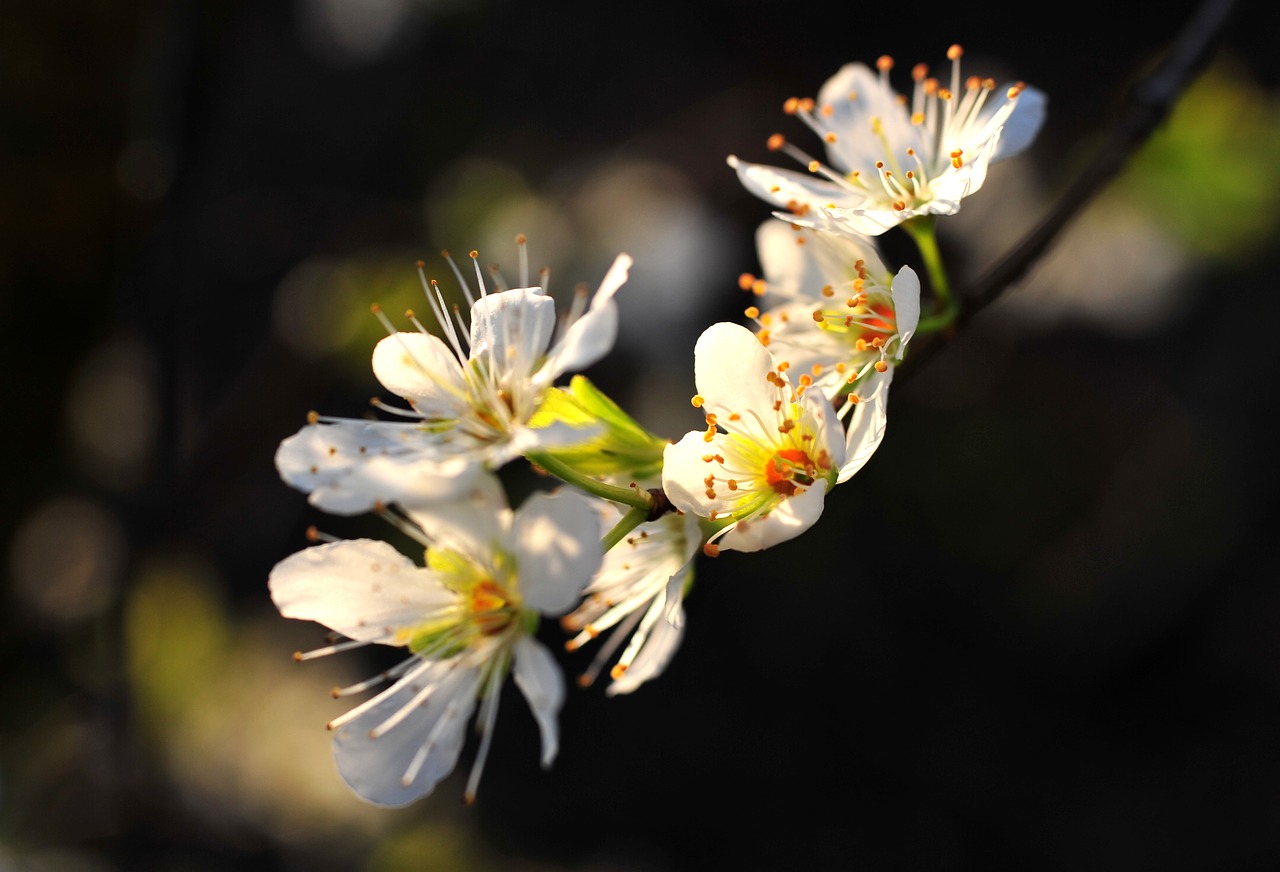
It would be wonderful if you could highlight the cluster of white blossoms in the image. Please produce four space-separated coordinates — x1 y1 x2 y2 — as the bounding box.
269 45 1044 807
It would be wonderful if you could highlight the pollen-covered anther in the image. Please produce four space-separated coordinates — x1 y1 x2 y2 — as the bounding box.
824 132 838 144
778 419 796 434
727 480 738 491
947 43 964 60
1008 81 1026 98
797 98 815 112
821 104 833 117
738 272 756 291
821 284 834 297
848 393 861 404
752 279 767 296
744 306 760 319
691 394 705 408
892 200 907 211
951 149 964 169
807 160 821 173
912 62 928 81
767 133 786 151
875 360 889 372
783 97 800 114
703 543 721 558
811 309 825 323
876 54 894 71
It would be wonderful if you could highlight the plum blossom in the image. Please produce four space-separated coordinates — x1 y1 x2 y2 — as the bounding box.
561 500 701 695
268 476 603 806
738 218 920 402
728 45 1045 235
276 241 633 514
662 322 887 554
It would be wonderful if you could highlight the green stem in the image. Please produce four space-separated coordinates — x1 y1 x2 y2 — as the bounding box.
527 451 653 512
901 216 958 334
601 504 650 552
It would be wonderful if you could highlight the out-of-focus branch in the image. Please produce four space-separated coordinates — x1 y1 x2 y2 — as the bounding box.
903 0 1240 375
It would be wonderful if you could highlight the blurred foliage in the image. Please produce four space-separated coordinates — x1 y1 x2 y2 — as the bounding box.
1121 58 1280 260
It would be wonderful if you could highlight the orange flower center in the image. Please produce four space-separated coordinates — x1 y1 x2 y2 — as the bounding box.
468 580 514 636
765 447 817 496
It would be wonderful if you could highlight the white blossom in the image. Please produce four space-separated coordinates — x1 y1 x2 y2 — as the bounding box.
268 477 602 806
728 45 1045 235
276 242 632 514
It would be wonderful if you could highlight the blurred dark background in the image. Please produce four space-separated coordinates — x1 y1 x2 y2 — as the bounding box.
5 0 1280 869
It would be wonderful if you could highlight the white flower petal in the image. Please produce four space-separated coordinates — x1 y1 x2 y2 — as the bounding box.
693 321 776 423
401 473 509 558
511 636 565 768
268 539 457 643
468 288 556 376
992 85 1046 162
511 488 603 616
605 596 685 697
838 370 892 484
331 659 482 807
536 253 632 383
816 63 923 172
371 331 468 414
719 481 827 552
661 430 724 518
800 204 907 237
727 155 867 214
892 265 921 351
274 421 484 514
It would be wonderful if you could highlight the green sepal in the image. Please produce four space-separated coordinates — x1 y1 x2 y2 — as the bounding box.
528 375 668 482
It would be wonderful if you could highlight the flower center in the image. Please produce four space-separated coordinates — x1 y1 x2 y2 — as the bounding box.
467 579 517 636
765 447 817 496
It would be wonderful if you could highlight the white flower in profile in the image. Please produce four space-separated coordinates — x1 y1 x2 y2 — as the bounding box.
739 219 920 402
275 238 633 514
662 322 885 554
267 476 603 807
727 45 1045 235
561 501 701 695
